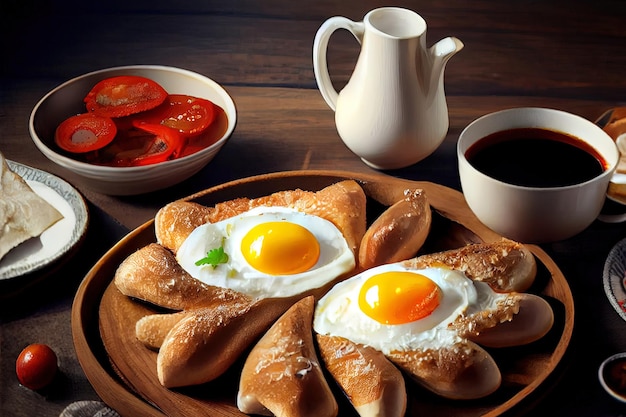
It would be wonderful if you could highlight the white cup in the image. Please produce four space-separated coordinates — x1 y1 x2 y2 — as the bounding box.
458 107 619 243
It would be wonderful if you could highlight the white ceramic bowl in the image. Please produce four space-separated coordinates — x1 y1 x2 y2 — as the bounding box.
29 65 237 195
598 352 626 403
458 107 619 243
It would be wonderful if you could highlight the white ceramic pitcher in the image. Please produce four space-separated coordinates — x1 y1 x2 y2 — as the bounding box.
313 7 463 169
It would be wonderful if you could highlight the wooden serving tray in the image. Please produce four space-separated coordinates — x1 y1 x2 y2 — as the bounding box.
72 170 574 417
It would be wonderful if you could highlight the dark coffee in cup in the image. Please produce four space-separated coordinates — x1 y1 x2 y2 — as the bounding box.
465 127 607 188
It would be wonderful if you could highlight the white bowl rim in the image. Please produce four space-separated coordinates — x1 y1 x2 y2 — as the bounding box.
457 107 619 192
598 351 626 403
28 64 237 173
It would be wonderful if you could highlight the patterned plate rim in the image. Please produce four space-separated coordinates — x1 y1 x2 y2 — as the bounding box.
602 237 626 322
0 160 89 279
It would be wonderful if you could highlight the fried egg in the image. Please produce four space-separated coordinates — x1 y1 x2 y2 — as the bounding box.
313 263 510 355
176 206 355 299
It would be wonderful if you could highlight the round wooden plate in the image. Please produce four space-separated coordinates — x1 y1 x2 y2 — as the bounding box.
72 170 574 417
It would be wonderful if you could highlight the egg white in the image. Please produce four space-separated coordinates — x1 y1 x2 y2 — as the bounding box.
176 206 355 299
313 263 510 354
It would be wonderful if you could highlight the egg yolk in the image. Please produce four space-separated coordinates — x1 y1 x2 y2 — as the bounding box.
241 221 320 275
358 271 441 324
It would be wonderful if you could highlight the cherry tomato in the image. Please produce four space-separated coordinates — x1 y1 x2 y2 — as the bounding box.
16 343 58 390
138 94 216 136
84 75 168 118
55 113 117 153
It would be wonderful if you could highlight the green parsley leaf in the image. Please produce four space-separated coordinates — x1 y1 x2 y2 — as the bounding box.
195 246 229 268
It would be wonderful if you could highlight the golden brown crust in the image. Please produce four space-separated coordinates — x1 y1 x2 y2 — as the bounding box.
406 238 537 292
157 295 297 388
135 311 191 349
316 334 406 417
359 188 431 270
114 243 251 310
158 303 252 387
211 190 310 221
466 293 555 348
288 180 367 256
154 180 367 255
237 296 338 417
155 201 214 254
212 180 367 255
451 293 521 338
386 340 501 400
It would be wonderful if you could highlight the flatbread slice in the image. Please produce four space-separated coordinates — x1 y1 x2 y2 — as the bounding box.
0 153 63 260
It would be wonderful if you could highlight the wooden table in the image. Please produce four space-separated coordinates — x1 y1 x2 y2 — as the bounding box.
1 1 626 416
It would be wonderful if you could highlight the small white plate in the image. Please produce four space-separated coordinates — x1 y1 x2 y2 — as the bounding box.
602 237 626 322
0 161 89 279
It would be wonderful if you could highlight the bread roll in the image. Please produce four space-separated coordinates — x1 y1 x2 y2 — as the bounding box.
135 310 191 349
157 295 296 388
155 201 214 255
359 188 431 270
387 340 501 400
316 334 406 417
114 243 251 310
237 296 338 417
407 238 537 292
464 293 555 348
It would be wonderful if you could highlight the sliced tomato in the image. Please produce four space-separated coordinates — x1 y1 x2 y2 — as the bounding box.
138 94 216 136
112 121 185 166
55 113 117 153
84 76 168 118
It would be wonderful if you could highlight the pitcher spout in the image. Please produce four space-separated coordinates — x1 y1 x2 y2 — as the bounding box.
424 36 464 96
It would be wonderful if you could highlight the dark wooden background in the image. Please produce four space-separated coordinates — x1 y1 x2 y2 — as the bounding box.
2 0 626 228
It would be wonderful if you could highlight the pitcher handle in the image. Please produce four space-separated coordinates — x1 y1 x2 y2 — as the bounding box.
313 16 364 111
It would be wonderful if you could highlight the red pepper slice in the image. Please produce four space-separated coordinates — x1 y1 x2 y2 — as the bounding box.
138 94 216 136
114 121 185 167
84 76 168 118
54 113 117 153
